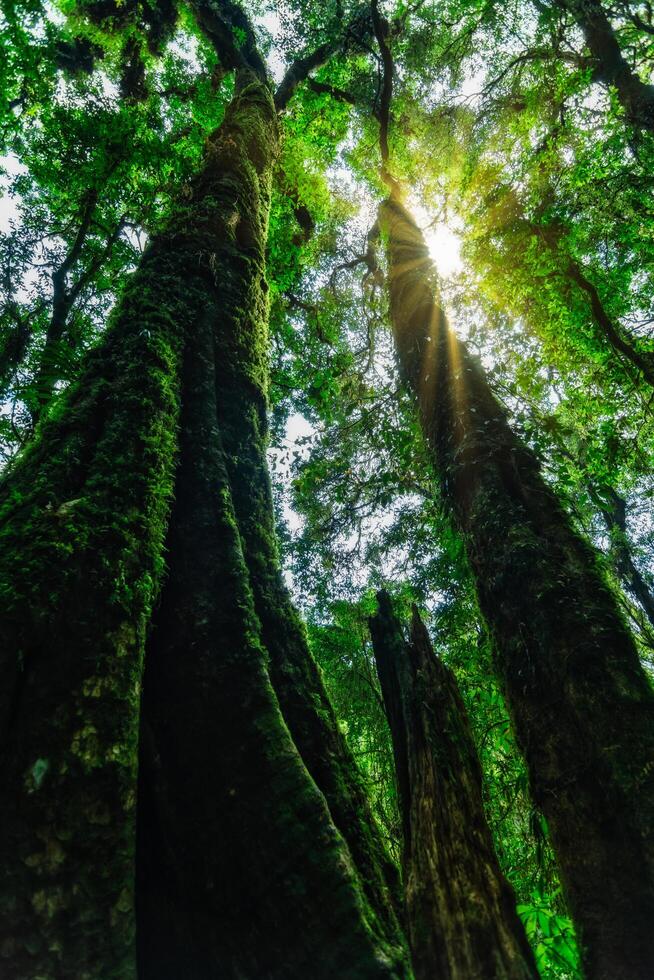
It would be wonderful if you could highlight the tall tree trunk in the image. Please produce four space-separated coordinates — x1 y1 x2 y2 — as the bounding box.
370 591 538 980
0 74 410 977
379 194 654 980
0 168 186 978
136 74 409 978
561 0 654 132
212 207 404 940
212 56 404 941
136 296 403 979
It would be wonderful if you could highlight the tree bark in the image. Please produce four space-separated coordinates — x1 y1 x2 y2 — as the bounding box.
562 0 654 132
379 193 654 980
136 295 403 980
370 591 539 980
0 74 410 977
135 74 410 978
205 49 405 942
0 155 186 980
211 200 404 944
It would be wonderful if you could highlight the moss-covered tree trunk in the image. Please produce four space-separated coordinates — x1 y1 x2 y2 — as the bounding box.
370 591 538 980
134 74 409 978
211 169 404 946
0 74 411 977
0 147 187 979
379 194 654 980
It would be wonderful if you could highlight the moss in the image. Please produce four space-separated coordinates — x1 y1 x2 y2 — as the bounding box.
25 758 50 793
370 596 538 980
136 74 410 979
1 70 410 980
215 331 407 954
0 98 223 976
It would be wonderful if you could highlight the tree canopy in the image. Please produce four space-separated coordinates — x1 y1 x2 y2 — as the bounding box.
1 0 653 976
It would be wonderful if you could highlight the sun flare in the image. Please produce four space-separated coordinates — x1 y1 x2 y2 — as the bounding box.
424 222 463 278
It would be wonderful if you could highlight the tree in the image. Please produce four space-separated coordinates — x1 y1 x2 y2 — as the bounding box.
0 3 409 976
370 591 539 980
379 191 654 978
555 0 654 133
2 0 653 975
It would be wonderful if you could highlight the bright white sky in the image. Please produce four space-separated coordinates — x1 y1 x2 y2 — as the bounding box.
423 221 463 278
0 153 25 233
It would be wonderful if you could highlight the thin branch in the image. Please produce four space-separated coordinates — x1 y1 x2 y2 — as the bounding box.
307 78 358 105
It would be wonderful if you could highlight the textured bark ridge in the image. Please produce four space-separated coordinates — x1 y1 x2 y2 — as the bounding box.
379 195 654 980
136 75 410 979
212 137 405 954
0 134 188 979
370 592 538 980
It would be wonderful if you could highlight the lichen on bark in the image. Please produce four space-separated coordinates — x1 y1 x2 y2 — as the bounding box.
0 198 190 977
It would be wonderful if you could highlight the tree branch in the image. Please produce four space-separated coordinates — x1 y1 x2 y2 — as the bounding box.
275 11 370 111
307 78 358 105
371 0 393 170
189 0 267 79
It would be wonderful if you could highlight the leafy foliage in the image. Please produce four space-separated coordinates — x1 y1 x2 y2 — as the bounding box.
2 0 653 974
